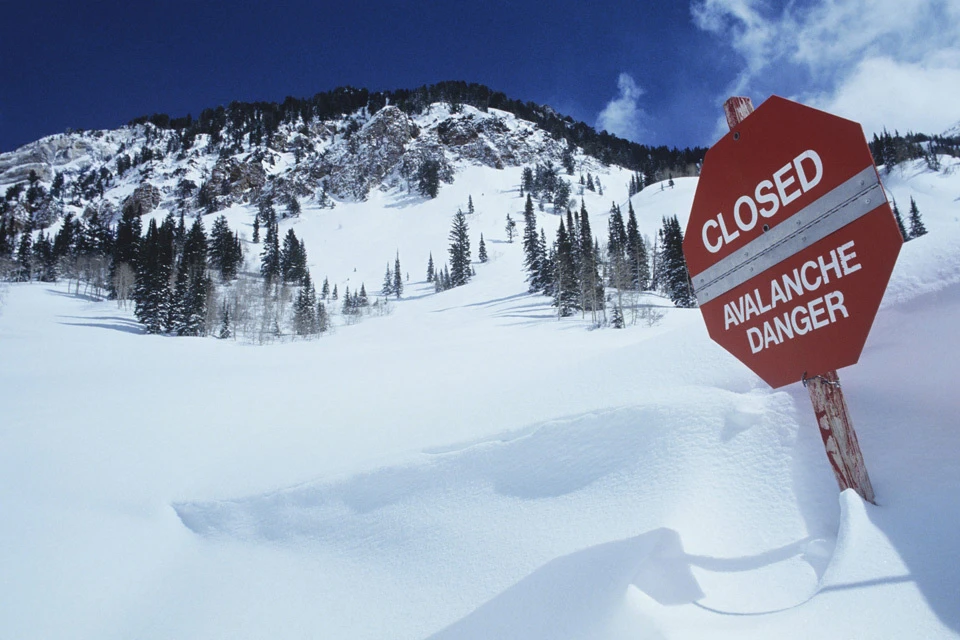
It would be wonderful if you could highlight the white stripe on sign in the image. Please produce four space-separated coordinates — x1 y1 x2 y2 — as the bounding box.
692 166 884 306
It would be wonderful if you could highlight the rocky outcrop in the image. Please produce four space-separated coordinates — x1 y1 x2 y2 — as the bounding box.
209 157 266 202
321 106 416 200
0 135 101 185
122 182 162 216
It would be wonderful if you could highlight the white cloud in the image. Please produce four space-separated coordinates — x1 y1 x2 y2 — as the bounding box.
597 73 648 140
691 0 960 137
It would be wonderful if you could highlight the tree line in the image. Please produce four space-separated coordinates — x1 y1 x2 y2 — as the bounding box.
519 193 694 326
128 81 707 179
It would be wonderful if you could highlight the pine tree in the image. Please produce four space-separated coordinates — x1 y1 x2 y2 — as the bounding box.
252 210 260 243
505 213 517 242
468 195 475 215
892 200 908 241
260 207 280 282
294 273 318 336
112 204 142 284
611 304 625 328
908 196 927 239
537 228 552 295
552 220 579 317
658 216 696 308
280 229 307 283
15 228 33 282
478 234 488 263
417 159 441 198
331 284 338 300
522 194 542 292
448 209 471 287
133 219 169 334
218 301 232 339
625 200 649 290
209 214 239 280
382 263 394 296
578 201 603 317
426 252 435 282
393 252 403 298
321 277 329 300
607 203 628 311
316 302 329 334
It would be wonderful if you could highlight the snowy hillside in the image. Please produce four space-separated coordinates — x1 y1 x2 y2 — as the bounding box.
2 142 959 639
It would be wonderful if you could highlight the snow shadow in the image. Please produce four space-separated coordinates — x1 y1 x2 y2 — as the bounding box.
428 530 687 640
175 407 669 541
45 288 102 303
429 528 839 639
57 315 145 335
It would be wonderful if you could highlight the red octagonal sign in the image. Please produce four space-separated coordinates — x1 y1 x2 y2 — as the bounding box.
684 96 903 388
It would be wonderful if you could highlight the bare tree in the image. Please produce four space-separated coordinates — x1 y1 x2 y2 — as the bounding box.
113 262 136 309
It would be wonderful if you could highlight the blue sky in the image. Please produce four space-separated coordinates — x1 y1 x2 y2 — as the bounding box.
2 0 958 153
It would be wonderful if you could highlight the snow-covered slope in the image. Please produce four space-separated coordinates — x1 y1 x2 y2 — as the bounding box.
1 155 959 639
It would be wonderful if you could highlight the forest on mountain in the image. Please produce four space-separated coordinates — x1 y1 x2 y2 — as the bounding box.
129 81 708 181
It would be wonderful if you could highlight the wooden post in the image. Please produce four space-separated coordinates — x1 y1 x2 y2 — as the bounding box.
723 96 877 505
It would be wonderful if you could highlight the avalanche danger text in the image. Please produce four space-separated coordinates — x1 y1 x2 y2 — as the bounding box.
723 240 861 353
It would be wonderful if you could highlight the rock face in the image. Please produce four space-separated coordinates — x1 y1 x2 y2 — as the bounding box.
321 106 416 200
122 183 162 216
0 102 575 224
0 135 100 185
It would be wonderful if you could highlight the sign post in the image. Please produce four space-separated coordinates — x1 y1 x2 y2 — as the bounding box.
685 95 903 504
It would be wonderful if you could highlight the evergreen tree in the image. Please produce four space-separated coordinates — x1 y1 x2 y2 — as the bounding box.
522 194 542 292
908 196 927 239
280 229 308 283
112 203 142 284
53 213 78 260
521 167 534 194
892 200 908 241
578 201 603 316
260 207 280 282
252 210 260 243
321 277 330 300
426 252 435 282
625 200 650 290
316 302 329 333
331 284 338 300
537 228 552 295
286 196 301 218
382 263 394 296
552 220 579 317
553 179 571 211
218 301 232 339
417 159 441 198
393 252 403 298
611 304 625 328
33 231 56 282
133 218 171 334
657 215 696 308
209 214 240 280
293 273 319 336
505 213 517 242
478 234 488 263
15 226 33 282
448 209 471 287
172 216 210 336
607 203 628 314
468 195 475 215
359 283 369 306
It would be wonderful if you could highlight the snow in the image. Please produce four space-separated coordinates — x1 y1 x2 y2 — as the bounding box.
2 156 960 639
